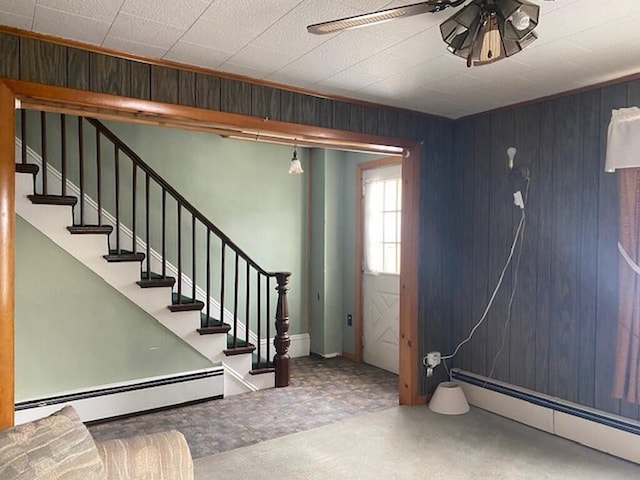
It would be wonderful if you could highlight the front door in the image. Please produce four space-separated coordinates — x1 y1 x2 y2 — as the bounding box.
361 164 401 374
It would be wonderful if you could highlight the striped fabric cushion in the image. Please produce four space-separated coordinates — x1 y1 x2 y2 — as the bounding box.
96 430 194 480
0 405 106 480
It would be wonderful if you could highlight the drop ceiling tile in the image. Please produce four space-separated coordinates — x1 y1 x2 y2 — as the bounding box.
0 0 35 17
338 0 392 11
518 40 592 66
363 58 452 97
355 6 443 41
320 69 383 90
350 52 423 79
216 62 271 80
223 44 296 73
563 17 640 52
197 0 304 34
33 5 110 45
253 1 362 58
382 26 448 64
264 67 325 88
163 40 232 70
101 36 168 59
267 29 398 84
108 12 185 50
180 17 258 53
36 0 123 23
0 12 32 29
120 0 211 29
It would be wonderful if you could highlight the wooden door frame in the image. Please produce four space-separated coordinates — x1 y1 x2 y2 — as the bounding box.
354 156 403 365
0 79 423 428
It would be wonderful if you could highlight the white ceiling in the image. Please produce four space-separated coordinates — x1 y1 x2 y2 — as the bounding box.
2 0 640 119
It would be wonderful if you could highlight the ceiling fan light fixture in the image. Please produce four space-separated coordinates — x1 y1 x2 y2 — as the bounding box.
440 0 540 67
509 9 530 30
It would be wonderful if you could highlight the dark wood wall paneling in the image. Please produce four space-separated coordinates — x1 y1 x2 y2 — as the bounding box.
20 37 66 86
418 118 455 394
2 31 431 142
67 48 90 91
510 104 539 392
0 33 19 79
450 79 640 421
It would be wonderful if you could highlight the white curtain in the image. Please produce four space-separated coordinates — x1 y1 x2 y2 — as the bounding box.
605 107 640 172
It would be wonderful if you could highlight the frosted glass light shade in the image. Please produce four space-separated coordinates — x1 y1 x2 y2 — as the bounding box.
429 381 470 415
288 149 304 175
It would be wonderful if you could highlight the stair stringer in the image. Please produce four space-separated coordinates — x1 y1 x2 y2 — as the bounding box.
15 170 274 396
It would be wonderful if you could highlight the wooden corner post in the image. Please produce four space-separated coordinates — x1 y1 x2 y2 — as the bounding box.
274 272 291 387
0 80 16 429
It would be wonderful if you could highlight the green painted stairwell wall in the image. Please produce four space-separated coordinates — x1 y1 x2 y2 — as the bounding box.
15 216 212 401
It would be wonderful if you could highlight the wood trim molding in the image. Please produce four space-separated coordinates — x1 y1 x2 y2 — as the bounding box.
0 79 423 422
355 156 403 364
341 352 358 362
0 80 16 429
399 144 422 405
0 25 448 122
6 80 414 156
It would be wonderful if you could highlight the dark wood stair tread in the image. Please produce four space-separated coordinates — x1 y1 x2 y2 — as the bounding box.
168 293 204 312
249 367 275 375
67 225 113 235
223 345 256 356
197 325 231 335
137 272 175 288
103 249 145 262
16 164 39 175
28 194 77 206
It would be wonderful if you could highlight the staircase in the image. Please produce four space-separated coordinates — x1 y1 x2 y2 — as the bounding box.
14 110 292 398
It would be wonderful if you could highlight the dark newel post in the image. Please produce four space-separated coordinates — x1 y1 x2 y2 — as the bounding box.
274 272 292 387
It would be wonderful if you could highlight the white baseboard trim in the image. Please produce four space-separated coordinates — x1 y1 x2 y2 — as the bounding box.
259 333 310 359
452 369 640 464
14 367 224 424
311 352 341 359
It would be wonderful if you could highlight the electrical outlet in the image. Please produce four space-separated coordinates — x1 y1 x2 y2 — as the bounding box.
426 351 441 368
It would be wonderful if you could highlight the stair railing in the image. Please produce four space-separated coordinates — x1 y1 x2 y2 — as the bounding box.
18 109 291 387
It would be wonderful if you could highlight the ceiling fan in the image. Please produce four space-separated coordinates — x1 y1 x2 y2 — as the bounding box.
307 0 547 68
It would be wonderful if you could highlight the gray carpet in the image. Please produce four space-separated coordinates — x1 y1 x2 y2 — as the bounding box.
88 356 398 458
193 406 640 480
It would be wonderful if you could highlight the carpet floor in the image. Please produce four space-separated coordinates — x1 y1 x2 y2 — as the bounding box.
193 406 640 480
88 356 398 459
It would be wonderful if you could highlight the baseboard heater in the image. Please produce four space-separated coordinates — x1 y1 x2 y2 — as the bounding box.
14 367 224 425
451 369 640 464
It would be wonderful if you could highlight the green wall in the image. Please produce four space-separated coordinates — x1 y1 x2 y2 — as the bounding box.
308 149 385 356
15 216 212 401
339 151 388 355
102 120 309 336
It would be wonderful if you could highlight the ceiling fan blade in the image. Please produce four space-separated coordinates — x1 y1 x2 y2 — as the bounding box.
307 0 466 35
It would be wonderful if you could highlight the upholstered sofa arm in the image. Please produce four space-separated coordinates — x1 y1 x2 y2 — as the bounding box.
95 430 194 480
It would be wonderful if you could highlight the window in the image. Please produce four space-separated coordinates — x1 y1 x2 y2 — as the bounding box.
364 166 402 275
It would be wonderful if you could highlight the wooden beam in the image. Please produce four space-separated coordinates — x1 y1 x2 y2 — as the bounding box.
0 80 16 429
399 145 421 405
6 80 415 155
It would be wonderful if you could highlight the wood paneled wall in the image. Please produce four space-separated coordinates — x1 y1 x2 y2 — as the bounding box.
0 32 430 139
445 79 640 421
